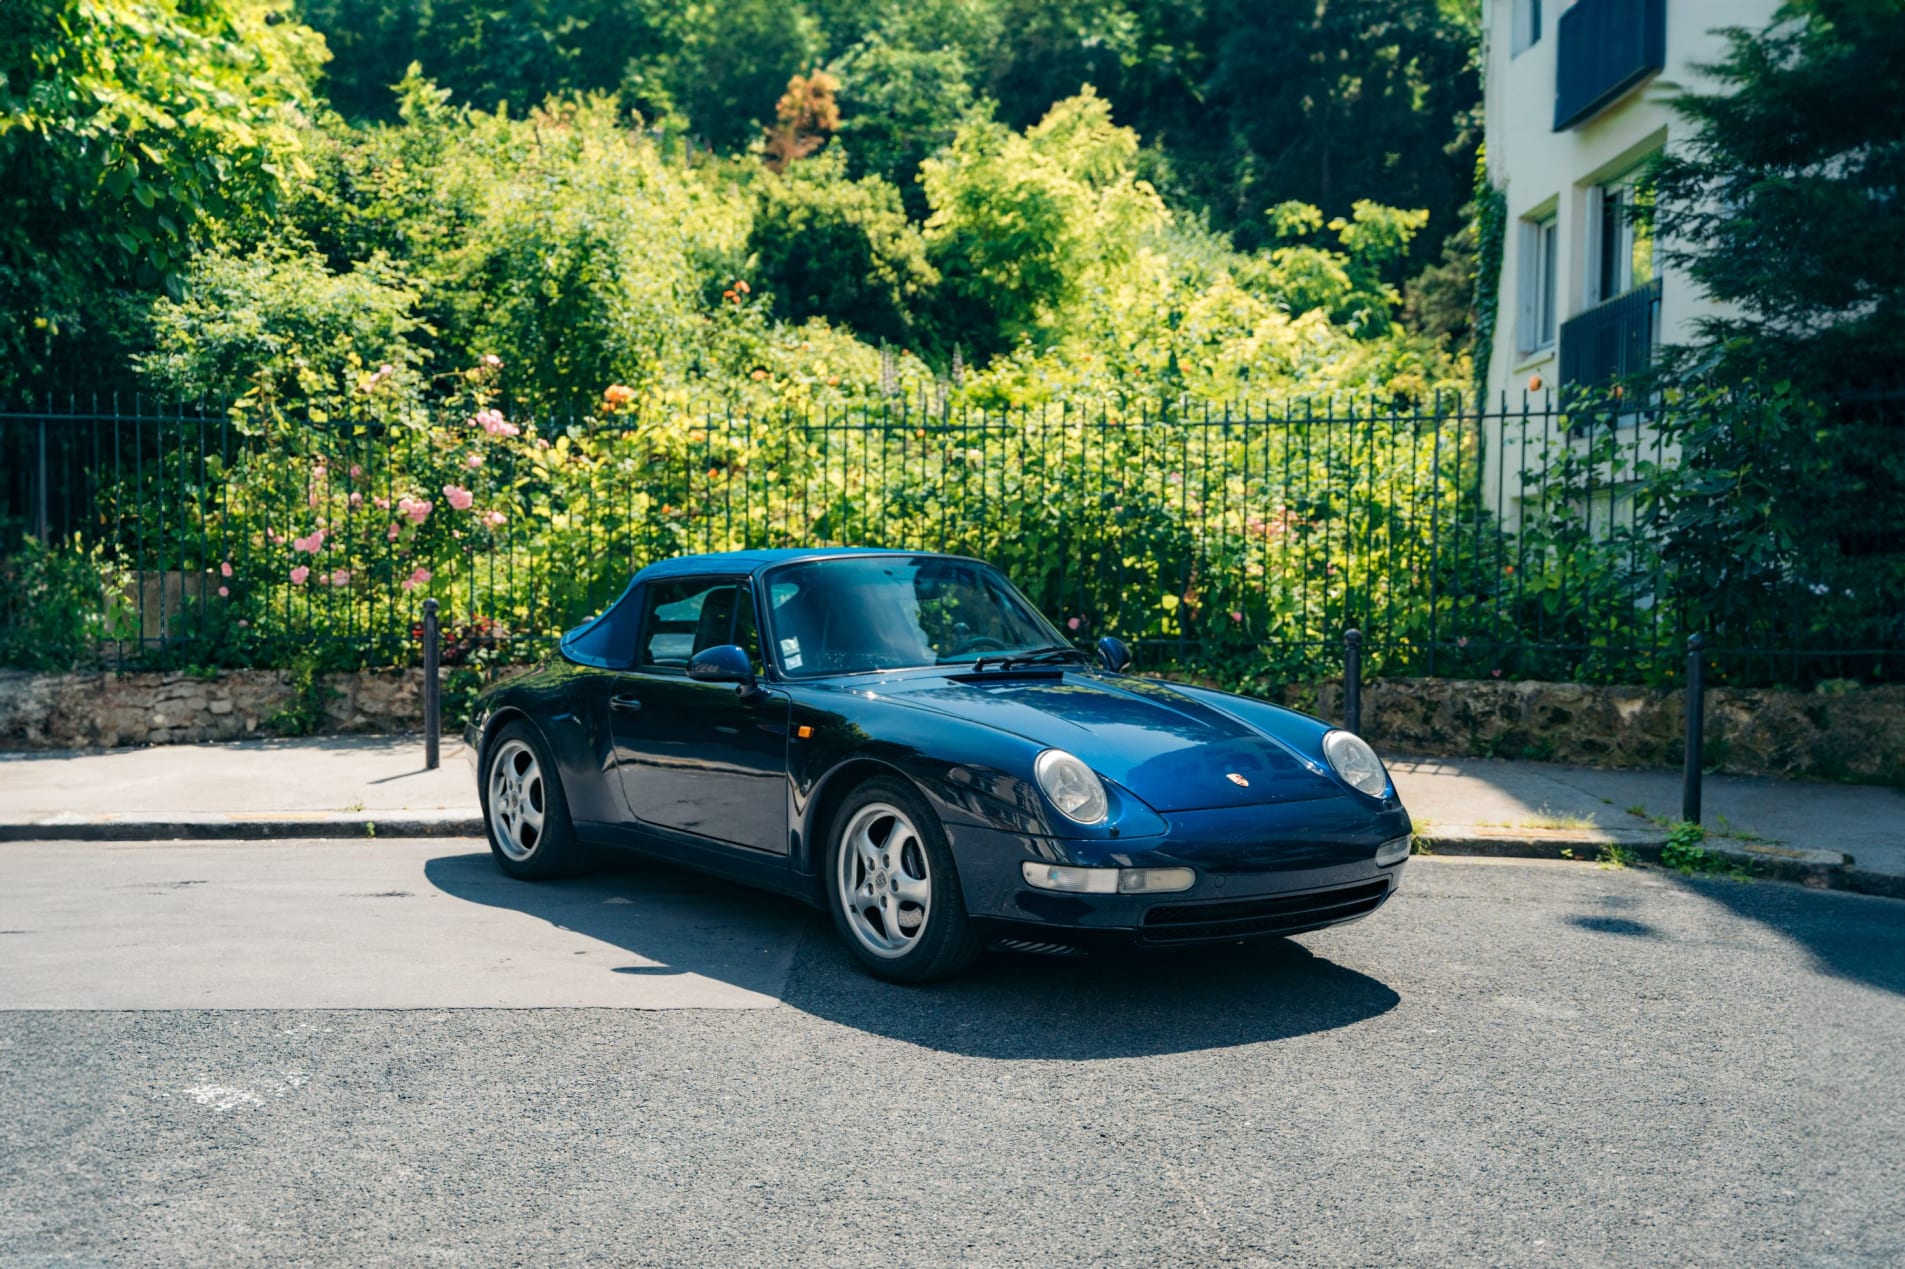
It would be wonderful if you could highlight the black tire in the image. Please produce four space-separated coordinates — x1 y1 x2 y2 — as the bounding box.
824 775 980 983
481 720 590 880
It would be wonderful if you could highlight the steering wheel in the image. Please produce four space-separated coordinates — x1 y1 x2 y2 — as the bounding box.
947 634 1009 656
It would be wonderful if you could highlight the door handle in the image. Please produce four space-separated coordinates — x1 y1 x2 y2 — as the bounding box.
610 694 642 712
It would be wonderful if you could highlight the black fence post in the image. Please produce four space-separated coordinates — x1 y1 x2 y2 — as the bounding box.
423 597 441 770
1344 628 1363 735
35 418 49 543
1682 633 1705 824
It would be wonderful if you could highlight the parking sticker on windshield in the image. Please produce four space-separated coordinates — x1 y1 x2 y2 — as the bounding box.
780 637 802 670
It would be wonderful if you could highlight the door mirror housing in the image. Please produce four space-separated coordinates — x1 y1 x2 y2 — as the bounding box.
1096 635 1132 672
687 644 761 697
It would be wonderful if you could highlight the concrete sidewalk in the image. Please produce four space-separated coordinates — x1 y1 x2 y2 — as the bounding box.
1 736 1900 896
0 736 478 839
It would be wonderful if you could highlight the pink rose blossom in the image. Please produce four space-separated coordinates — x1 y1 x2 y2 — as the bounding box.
218 586 229 598
267 529 284 545
290 565 310 585
220 561 233 578
348 492 363 507
443 484 474 512
291 529 327 554
466 453 484 469
482 510 507 528
1067 617 1081 631
350 464 364 479
330 568 351 586
373 496 390 510
535 438 551 450
238 619 249 628
400 566 433 593
399 496 432 525
474 408 519 438
1230 611 1244 623
483 354 502 368
308 490 322 508
312 465 327 481
387 523 401 541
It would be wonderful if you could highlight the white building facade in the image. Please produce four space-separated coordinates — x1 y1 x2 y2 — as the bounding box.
1479 0 1776 409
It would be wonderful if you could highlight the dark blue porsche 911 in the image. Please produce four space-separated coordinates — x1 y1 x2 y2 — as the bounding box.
466 548 1412 982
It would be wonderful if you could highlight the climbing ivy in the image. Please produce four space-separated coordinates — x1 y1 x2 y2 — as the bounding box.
1469 145 1506 413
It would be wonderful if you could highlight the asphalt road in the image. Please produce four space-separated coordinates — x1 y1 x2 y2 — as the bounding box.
2 842 1901 1267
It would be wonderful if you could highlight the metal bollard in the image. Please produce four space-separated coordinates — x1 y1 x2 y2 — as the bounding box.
1344 628 1363 736
422 598 441 770
1682 633 1705 824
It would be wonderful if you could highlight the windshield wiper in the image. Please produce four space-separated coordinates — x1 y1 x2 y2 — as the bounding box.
968 645 1091 672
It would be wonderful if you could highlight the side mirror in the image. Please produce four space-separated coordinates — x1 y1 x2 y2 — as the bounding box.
1095 635 1132 672
687 644 761 697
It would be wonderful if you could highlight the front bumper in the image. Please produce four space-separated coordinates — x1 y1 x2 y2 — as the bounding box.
947 797 1410 950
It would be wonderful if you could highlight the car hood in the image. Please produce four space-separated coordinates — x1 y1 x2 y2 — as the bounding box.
866 671 1345 813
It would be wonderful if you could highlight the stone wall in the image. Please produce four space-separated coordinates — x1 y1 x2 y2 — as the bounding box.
0 668 438 750
1289 677 1905 785
3 666 1902 784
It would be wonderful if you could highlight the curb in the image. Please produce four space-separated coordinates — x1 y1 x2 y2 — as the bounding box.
4 815 1899 901
0 811 483 842
1413 826 1900 900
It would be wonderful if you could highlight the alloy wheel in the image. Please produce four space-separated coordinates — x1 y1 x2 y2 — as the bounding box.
836 801 933 959
487 738 547 861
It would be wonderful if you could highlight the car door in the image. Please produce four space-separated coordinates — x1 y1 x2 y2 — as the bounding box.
607 576 791 853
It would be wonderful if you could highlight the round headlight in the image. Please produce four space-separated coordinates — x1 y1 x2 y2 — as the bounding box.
1323 730 1389 798
1034 749 1109 824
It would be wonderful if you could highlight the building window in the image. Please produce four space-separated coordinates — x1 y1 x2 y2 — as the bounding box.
1512 0 1542 55
1517 214 1558 355
1594 171 1656 304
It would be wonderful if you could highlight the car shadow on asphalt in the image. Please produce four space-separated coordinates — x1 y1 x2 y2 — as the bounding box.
423 850 812 1003
782 930 1402 1060
423 848 1401 1053
1662 873 1905 997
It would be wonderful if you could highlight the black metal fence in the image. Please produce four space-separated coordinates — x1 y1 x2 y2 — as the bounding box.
1 392 1896 688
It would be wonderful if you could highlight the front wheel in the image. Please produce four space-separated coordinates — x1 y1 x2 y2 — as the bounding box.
483 721 589 880
826 776 979 983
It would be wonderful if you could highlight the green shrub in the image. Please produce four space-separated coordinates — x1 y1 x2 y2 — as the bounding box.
0 533 138 671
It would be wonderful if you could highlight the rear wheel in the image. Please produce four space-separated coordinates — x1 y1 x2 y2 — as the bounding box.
826 776 979 983
483 721 588 879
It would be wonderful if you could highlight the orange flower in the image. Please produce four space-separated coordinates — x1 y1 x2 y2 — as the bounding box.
1527 374 1544 393
735 281 751 294
602 383 636 409
750 369 769 381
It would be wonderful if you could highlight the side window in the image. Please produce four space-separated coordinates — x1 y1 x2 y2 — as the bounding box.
636 579 747 669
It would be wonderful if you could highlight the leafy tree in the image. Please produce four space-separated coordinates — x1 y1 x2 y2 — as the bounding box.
139 245 428 407
920 88 1167 357
624 0 823 151
1265 200 1429 337
833 36 983 219
750 151 939 344
1645 0 1905 654
1114 0 1479 267
1650 0 1905 393
0 0 325 389
294 0 666 122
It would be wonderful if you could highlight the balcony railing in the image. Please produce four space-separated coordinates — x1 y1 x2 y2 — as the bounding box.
1559 277 1660 392
1553 0 1666 131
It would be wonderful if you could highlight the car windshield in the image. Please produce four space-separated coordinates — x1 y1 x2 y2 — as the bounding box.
762 555 1066 678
